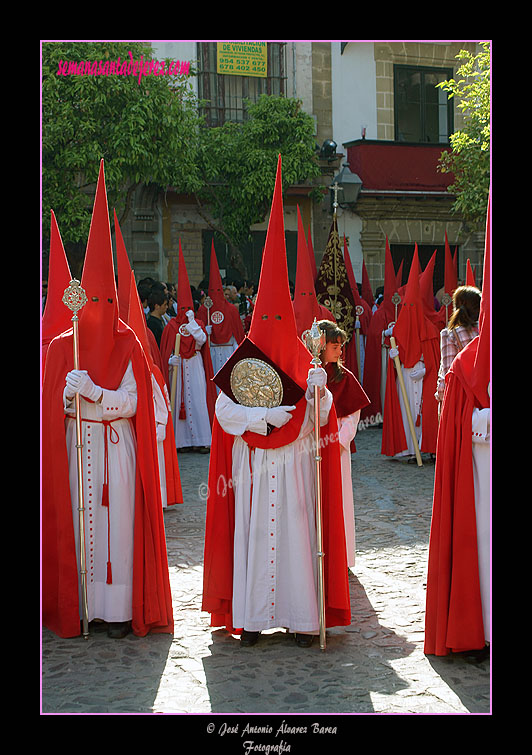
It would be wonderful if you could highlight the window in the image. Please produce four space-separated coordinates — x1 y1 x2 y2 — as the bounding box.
394 65 454 143
197 42 287 126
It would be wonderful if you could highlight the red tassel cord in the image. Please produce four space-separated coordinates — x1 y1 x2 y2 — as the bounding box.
179 357 186 420
83 418 120 584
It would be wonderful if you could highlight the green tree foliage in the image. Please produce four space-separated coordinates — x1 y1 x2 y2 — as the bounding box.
437 42 490 226
42 41 202 256
42 43 322 278
195 94 322 272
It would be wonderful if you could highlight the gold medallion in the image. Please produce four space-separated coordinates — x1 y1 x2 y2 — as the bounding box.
230 358 283 408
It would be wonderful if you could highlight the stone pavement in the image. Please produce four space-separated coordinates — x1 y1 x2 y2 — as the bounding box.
41 425 491 723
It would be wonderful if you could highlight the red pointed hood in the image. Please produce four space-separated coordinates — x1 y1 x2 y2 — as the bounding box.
114 209 132 323
207 240 226 310
361 259 374 308
395 259 404 289
247 156 309 389
42 210 73 350
173 240 200 359
378 237 399 324
384 237 397 303
79 160 132 388
420 251 437 313
176 240 194 315
343 236 371 333
471 197 490 408
294 205 321 337
466 258 476 287
444 232 458 295
306 223 317 282
393 245 424 367
205 240 237 344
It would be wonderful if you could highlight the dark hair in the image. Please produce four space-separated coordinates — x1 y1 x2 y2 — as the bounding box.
448 285 481 331
148 289 167 311
317 319 348 383
137 283 151 303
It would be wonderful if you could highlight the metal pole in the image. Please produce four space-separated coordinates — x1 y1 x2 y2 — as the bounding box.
62 279 90 639
389 336 423 467
305 319 327 650
204 295 213 348
170 333 181 418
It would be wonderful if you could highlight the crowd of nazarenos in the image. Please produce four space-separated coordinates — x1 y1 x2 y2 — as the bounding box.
41 158 490 661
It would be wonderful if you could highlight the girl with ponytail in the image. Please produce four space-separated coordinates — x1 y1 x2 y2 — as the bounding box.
436 285 481 404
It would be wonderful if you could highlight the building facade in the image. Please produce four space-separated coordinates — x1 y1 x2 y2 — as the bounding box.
120 40 487 296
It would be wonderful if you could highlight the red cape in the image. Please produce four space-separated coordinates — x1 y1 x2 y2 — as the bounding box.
361 239 399 422
361 303 393 421
326 362 370 453
381 247 440 456
380 333 440 456
325 363 369 420
153 363 183 506
424 339 486 655
41 328 174 638
201 405 351 633
380 361 408 456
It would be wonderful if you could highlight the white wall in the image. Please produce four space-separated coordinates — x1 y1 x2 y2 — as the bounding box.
331 41 377 284
150 41 199 93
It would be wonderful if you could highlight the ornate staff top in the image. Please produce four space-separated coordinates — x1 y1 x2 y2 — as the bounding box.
62 279 88 317
305 318 326 368
391 291 401 323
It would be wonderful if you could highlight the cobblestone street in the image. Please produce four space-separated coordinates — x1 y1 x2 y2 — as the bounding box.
41 425 490 725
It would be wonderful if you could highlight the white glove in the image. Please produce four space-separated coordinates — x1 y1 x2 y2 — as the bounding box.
307 367 327 389
265 405 296 428
156 423 166 442
389 348 399 359
185 309 195 322
205 325 212 335
410 365 426 382
384 326 394 337
355 319 361 329
169 354 180 367
65 370 102 402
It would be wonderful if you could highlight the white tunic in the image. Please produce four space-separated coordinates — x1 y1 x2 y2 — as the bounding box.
152 374 169 508
215 388 333 634
472 405 490 642
64 361 137 624
337 410 361 568
210 335 238 383
394 360 425 458
354 333 366 383
169 324 212 449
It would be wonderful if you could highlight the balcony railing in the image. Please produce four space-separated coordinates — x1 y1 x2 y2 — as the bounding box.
344 139 453 195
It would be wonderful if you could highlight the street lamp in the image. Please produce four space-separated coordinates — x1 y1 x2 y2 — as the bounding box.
331 163 363 209
319 139 338 161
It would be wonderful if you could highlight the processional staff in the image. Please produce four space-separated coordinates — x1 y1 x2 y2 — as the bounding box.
305 318 328 651
389 334 423 468
204 295 213 347
355 304 364 378
170 332 182 419
441 292 452 326
62 279 90 639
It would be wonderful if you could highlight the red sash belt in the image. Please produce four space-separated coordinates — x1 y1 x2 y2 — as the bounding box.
66 414 123 585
